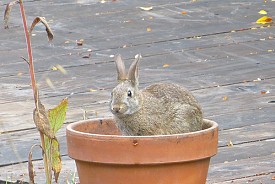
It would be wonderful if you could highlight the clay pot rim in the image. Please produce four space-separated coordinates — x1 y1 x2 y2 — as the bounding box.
67 118 218 139
67 118 218 164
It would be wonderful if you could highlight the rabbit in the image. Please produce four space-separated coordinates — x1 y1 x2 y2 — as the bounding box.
110 54 203 136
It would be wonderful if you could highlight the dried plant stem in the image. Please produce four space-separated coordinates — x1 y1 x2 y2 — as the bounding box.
18 0 51 183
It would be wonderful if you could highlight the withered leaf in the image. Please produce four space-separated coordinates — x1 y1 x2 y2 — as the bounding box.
33 99 55 138
227 140 233 147
256 16 273 24
76 39 84 46
258 10 267 15
29 17 54 41
28 144 43 184
28 151 35 184
261 90 270 94
223 96 228 101
4 0 19 29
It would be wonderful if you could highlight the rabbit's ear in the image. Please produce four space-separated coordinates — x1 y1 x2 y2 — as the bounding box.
115 54 127 81
128 54 141 85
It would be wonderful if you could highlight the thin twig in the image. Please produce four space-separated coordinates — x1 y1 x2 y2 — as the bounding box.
20 56 30 65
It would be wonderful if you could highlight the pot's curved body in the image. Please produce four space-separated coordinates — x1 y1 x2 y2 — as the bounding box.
66 118 218 184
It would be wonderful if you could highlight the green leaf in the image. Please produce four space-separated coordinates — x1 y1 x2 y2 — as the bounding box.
48 98 68 134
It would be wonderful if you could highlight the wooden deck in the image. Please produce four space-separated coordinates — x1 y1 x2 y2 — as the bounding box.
0 0 275 183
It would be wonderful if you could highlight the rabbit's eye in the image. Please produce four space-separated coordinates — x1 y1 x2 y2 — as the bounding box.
127 90 132 97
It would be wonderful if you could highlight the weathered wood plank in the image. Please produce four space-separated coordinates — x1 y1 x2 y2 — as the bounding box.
1 0 274 76
1 77 274 132
207 154 275 183
212 173 275 184
212 138 275 164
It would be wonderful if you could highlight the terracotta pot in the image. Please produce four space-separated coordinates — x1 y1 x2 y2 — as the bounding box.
66 118 218 184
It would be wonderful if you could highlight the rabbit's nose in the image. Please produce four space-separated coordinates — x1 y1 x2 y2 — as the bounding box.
112 105 121 113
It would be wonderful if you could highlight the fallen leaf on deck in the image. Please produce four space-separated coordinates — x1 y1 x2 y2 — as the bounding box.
139 6 153 11
223 96 228 101
256 16 273 24
147 27 152 32
227 140 233 147
76 39 84 46
82 53 91 58
272 176 275 180
181 11 187 14
258 10 267 15
163 64 170 68
261 90 270 94
267 49 274 52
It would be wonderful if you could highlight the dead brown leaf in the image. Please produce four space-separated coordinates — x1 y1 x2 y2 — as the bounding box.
4 0 19 29
28 151 35 184
77 39 84 46
29 17 54 41
261 90 270 94
28 144 43 184
82 53 91 58
33 90 55 139
272 175 275 180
